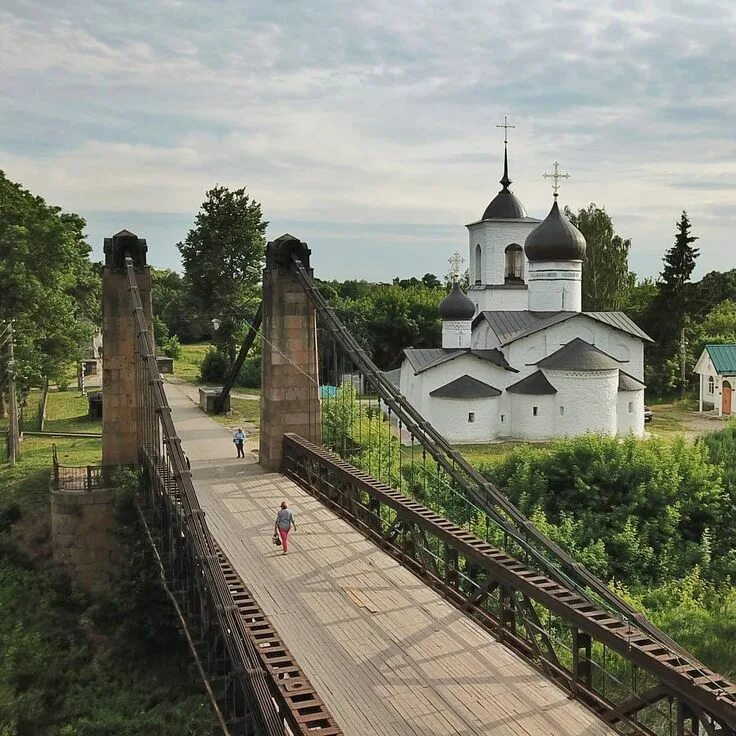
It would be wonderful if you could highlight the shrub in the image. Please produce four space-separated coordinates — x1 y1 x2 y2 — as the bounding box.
160 335 182 360
235 353 261 388
199 348 229 383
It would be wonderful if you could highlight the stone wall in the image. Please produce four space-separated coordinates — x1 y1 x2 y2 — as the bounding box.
51 488 119 594
102 266 153 466
260 239 321 471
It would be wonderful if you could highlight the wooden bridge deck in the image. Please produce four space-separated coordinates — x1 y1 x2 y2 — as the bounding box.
165 380 613 736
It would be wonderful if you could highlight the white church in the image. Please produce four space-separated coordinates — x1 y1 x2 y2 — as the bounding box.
389 146 653 443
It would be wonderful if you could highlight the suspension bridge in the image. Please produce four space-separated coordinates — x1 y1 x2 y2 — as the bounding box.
89 230 736 735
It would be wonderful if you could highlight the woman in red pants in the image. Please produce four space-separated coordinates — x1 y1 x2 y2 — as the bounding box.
274 501 296 554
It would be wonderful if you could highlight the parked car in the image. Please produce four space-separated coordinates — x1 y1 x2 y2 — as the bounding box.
644 406 653 423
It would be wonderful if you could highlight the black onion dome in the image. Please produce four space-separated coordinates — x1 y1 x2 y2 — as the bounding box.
482 148 527 220
524 199 586 262
438 283 475 320
482 189 527 219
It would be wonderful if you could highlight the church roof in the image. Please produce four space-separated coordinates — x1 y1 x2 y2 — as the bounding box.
524 198 586 262
480 147 528 221
438 283 475 320
430 374 502 399
403 347 516 375
618 371 646 391
506 370 558 395
536 338 621 371
472 310 654 345
703 344 736 375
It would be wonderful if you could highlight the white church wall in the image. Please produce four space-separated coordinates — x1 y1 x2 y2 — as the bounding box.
428 397 499 443
472 286 529 313
442 320 472 349
505 317 644 381
471 319 494 349
468 220 536 287
509 394 554 440
549 369 618 436
617 390 645 437
528 261 583 312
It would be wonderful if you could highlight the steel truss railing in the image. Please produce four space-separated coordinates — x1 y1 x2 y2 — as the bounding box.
284 433 736 736
287 256 736 736
125 259 342 736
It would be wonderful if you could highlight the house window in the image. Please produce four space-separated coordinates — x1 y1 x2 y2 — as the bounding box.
532 406 538 416
559 406 564 416
468 412 475 423
504 244 523 282
475 244 482 284
709 376 715 394
628 401 633 413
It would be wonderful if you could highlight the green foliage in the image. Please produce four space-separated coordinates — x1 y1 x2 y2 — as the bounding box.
177 186 267 361
199 347 229 383
565 204 632 311
160 335 182 360
0 171 97 391
480 434 727 585
0 440 213 735
318 279 444 369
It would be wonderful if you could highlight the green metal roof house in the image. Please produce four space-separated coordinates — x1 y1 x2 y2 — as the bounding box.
694 345 736 415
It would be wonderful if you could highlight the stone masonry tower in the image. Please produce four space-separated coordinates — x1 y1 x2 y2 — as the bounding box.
102 230 153 466
259 234 321 471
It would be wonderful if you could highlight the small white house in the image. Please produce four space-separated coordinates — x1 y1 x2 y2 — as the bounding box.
694 344 736 416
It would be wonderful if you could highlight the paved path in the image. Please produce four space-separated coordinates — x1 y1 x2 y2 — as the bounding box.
165 379 613 736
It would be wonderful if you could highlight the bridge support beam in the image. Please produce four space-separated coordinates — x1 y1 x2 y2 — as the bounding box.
102 230 153 466
259 234 321 471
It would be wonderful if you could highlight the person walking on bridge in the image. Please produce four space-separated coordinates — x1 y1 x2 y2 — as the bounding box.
233 427 246 458
274 501 296 554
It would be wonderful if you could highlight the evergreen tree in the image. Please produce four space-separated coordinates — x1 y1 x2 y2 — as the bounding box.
660 210 700 317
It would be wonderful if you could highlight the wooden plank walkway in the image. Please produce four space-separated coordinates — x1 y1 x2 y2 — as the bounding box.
165 380 614 736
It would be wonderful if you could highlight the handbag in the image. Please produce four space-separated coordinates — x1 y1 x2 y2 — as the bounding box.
272 532 281 547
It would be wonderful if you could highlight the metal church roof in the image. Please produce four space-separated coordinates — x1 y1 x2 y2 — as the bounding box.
536 338 621 371
705 344 736 375
429 374 502 399
403 347 516 374
618 371 646 391
506 370 558 395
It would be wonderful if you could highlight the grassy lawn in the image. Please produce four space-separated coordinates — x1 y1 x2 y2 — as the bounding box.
646 402 687 436
210 397 260 437
43 389 102 434
175 342 210 383
453 441 545 467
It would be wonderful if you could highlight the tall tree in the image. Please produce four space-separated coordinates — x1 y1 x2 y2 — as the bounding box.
177 186 267 360
0 170 95 393
565 204 631 311
660 210 699 319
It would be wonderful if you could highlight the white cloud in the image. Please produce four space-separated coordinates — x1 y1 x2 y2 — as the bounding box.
1 0 735 279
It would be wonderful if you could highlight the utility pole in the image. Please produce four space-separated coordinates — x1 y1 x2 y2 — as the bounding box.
680 326 687 399
6 321 20 465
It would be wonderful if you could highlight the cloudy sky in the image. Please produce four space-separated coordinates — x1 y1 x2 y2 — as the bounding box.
2 0 735 282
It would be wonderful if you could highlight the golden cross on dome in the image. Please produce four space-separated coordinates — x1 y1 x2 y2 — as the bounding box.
448 251 465 281
543 161 570 197
496 115 515 145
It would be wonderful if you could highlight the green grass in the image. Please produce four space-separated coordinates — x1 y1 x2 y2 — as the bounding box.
42 389 102 434
453 441 545 467
174 343 210 383
211 397 260 439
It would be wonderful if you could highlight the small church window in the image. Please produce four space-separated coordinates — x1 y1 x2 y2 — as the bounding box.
532 406 538 416
468 412 475 423
504 244 523 282
559 406 564 416
628 401 633 413
475 244 482 284
500 414 505 422
709 376 715 394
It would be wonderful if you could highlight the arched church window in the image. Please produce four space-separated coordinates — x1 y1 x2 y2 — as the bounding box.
504 244 523 282
475 244 482 284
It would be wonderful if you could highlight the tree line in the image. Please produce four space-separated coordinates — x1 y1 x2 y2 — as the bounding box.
2 169 733 404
